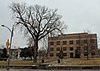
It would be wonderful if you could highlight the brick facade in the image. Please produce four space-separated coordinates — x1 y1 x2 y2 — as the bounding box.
48 33 98 58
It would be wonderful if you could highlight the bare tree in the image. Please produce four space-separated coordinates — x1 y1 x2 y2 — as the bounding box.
10 3 67 62
87 35 91 60
83 32 91 60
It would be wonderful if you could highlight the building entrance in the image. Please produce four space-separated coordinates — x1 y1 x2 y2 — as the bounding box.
75 54 80 58
70 53 73 58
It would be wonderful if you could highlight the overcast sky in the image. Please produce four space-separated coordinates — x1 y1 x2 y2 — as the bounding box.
0 0 100 48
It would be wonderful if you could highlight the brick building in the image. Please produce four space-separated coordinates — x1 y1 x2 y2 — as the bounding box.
48 33 98 58
98 49 100 57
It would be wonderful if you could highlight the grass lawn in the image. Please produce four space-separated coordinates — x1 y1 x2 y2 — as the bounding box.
0 58 100 66
44 58 100 66
74 58 100 65
0 60 33 66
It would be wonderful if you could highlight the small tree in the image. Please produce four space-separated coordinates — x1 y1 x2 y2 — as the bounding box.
20 48 28 60
20 47 34 60
86 34 91 60
2 48 8 60
59 47 63 59
27 46 34 60
38 47 47 59
75 48 80 58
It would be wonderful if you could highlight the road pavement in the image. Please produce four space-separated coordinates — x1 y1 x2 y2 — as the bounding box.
0 69 99 71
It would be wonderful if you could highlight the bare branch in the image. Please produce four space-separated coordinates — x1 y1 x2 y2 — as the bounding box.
10 3 67 62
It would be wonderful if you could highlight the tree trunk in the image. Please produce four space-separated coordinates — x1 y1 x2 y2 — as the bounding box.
87 47 89 60
33 40 38 63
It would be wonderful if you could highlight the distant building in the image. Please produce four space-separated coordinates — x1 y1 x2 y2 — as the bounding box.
10 48 21 59
48 33 98 58
0 48 21 60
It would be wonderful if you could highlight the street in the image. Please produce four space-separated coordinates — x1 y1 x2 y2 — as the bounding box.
0 69 99 71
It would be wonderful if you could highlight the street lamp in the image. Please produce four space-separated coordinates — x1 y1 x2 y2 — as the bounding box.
1 25 14 71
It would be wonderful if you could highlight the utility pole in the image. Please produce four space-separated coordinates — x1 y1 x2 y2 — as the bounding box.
1 25 14 71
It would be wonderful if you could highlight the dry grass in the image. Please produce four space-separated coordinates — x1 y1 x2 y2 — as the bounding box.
0 60 33 66
56 58 100 66
9 60 33 66
0 58 100 66
75 58 100 65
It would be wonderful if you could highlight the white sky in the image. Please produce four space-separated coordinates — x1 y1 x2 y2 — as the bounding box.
0 0 100 48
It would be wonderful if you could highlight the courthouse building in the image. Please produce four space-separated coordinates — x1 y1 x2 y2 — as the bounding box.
48 33 98 58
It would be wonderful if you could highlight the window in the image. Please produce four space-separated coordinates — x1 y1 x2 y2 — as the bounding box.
91 52 95 55
76 47 80 50
50 48 54 51
56 41 60 45
50 53 54 57
91 39 95 44
56 53 59 56
70 47 73 51
63 47 67 51
50 42 54 45
63 53 67 56
84 46 87 50
63 41 67 45
69 40 73 44
83 40 87 44
56 48 60 51
76 40 80 44
70 53 74 58
91 46 95 50
84 52 88 56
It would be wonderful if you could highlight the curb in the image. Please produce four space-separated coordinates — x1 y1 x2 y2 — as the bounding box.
0 65 100 70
